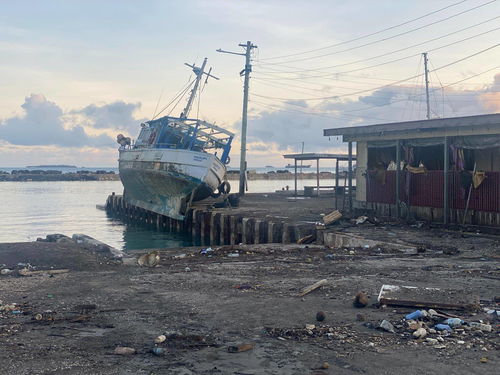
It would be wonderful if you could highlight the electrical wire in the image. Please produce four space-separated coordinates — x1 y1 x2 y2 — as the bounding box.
255 17 500 74
257 0 496 64
252 44 500 102
253 27 500 81
259 0 471 61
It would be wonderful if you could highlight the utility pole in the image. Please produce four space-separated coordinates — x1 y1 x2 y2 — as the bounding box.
423 52 431 120
217 41 257 195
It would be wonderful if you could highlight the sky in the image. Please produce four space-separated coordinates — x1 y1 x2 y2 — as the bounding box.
0 0 499 168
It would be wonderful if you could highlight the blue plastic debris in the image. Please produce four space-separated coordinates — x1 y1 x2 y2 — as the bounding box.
435 324 452 332
443 318 463 327
200 247 213 255
405 310 425 320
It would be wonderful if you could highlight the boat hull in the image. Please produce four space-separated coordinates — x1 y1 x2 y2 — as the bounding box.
119 148 226 220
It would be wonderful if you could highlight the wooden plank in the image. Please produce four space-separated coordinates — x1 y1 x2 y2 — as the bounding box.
377 284 479 311
323 210 342 225
299 279 328 297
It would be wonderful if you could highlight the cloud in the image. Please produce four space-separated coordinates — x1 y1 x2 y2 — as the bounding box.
245 73 500 159
72 100 143 132
0 94 115 148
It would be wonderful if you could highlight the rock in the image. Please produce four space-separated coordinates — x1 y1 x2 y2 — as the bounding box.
321 362 330 369
437 336 444 342
379 320 395 333
480 357 488 363
151 347 164 356
305 324 316 330
316 311 326 322
426 338 438 344
154 335 166 344
34 313 43 321
413 328 427 339
457 340 465 345
114 346 136 355
0 269 13 275
356 313 366 322
353 292 369 308
72 233 124 258
137 251 160 267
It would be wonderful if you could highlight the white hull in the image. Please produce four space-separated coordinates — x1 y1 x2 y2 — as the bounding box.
119 149 226 219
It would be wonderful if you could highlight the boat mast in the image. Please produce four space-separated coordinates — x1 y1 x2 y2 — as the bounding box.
181 58 218 119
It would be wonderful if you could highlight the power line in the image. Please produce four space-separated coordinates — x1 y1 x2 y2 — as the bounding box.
257 0 496 64
259 0 470 61
255 17 500 74
252 44 499 102
253 27 500 81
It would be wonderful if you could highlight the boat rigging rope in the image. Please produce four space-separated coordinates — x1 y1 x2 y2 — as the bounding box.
152 77 196 120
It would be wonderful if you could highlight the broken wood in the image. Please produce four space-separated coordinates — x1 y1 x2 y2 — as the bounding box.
18 269 70 276
323 210 342 225
377 284 479 311
297 234 314 244
299 279 328 297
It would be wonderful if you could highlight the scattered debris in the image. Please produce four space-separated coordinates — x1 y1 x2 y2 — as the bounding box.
298 279 328 297
379 320 395 333
413 328 427 339
355 216 368 225
323 210 342 225
114 346 136 355
377 284 479 311
297 235 315 244
227 343 254 353
353 292 369 308
137 251 160 267
316 311 326 322
18 268 70 277
154 335 166 344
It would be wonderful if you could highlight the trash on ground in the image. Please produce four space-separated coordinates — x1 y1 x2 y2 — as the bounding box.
353 291 369 308
355 216 368 225
316 311 326 322
227 343 254 353
154 335 166 344
297 235 315 244
379 320 395 333
323 210 342 225
298 279 328 297
377 284 479 311
18 268 70 277
137 251 160 267
114 346 136 355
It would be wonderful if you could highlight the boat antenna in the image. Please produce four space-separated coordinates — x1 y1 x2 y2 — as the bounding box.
181 58 219 119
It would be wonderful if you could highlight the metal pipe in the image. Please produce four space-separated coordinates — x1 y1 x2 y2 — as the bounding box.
316 158 320 197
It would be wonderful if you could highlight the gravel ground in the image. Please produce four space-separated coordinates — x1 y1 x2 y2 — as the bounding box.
0 226 498 375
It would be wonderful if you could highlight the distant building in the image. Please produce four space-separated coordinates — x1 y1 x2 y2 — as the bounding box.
324 113 500 226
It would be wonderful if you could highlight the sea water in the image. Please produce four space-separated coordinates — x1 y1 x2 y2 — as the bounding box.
0 178 341 250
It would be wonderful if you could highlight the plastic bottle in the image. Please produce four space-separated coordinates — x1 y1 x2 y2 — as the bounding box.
405 310 424 320
443 318 463 327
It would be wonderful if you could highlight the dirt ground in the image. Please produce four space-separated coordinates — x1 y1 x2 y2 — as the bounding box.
0 226 499 375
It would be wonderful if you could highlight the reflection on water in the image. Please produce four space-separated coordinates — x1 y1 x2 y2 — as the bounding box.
0 178 347 250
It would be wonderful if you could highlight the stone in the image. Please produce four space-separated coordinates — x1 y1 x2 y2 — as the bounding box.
154 335 166 344
316 311 326 322
114 346 136 355
353 292 369 308
413 328 427 339
379 320 395 333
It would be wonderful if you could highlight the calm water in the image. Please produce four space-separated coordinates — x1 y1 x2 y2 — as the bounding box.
0 178 341 250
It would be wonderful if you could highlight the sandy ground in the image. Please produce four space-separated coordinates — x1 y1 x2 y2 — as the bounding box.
0 226 499 375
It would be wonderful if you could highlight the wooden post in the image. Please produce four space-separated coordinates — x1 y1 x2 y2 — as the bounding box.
348 142 353 212
316 158 320 197
220 214 230 245
242 217 255 244
443 136 449 225
396 139 401 219
335 158 339 209
294 158 298 197
210 212 221 245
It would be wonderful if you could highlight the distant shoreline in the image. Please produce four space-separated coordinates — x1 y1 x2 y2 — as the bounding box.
0 171 344 182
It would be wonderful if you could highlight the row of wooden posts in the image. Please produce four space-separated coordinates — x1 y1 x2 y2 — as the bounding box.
105 194 315 246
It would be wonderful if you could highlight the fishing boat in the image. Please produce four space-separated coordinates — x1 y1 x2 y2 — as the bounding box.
117 58 234 220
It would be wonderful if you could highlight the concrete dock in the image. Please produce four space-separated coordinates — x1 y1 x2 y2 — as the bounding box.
105 193 349 246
